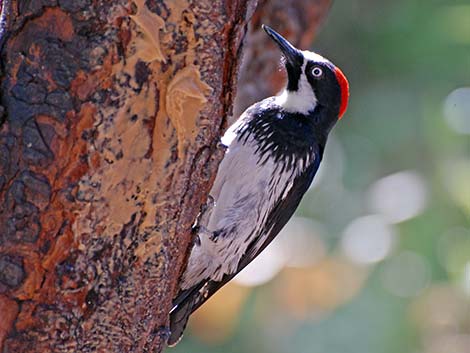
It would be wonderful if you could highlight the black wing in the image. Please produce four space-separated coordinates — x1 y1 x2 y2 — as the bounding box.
168 159 320 346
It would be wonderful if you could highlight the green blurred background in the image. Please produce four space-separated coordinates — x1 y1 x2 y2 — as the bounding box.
171 1 470 352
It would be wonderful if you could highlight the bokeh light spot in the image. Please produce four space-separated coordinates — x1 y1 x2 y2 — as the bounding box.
367 171 428 223
277 217 327 268
234 240 286 287
341 215 396 264
443 87 470 134
234 217 327 287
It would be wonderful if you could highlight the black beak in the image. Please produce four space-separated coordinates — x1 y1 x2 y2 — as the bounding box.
262 25 303 67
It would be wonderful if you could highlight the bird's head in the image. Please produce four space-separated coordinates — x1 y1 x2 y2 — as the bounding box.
263 25 349 120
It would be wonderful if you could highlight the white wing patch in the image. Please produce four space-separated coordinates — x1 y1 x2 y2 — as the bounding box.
180 134 312 289
220 116 245 147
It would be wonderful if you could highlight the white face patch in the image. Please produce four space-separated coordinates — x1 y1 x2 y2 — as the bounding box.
274 60 317 114
301 50 331 64
274 50 333 115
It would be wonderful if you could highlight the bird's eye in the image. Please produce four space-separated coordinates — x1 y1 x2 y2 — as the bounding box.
312 67 323 77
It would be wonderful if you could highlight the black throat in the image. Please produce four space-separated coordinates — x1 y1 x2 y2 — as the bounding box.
285 62 302 92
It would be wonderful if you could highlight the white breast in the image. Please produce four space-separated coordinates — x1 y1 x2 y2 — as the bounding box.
180 133 309 290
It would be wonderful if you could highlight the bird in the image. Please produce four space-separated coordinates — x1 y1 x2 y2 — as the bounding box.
168 24 349 346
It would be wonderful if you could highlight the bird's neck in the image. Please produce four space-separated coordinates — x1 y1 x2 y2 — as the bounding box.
274 82 317 115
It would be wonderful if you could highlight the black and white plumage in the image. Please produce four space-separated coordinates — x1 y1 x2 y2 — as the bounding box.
168 25 349 346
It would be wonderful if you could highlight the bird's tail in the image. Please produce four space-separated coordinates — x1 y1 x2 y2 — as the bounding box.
168 298 194 346
167 283 204 346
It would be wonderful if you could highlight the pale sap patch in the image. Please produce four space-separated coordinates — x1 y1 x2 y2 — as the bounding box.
166 65 213 156
130 0 166 62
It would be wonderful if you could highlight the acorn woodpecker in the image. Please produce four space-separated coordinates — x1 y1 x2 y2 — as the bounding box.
168 25 349 345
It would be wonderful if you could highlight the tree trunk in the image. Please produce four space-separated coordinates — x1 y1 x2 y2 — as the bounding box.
0 1 330 352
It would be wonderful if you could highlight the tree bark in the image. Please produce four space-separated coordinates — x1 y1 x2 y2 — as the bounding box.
0 1 330 352
0 0 256 351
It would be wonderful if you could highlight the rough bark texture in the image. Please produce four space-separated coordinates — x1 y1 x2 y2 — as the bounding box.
0 0 330 352
0 0 256 352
